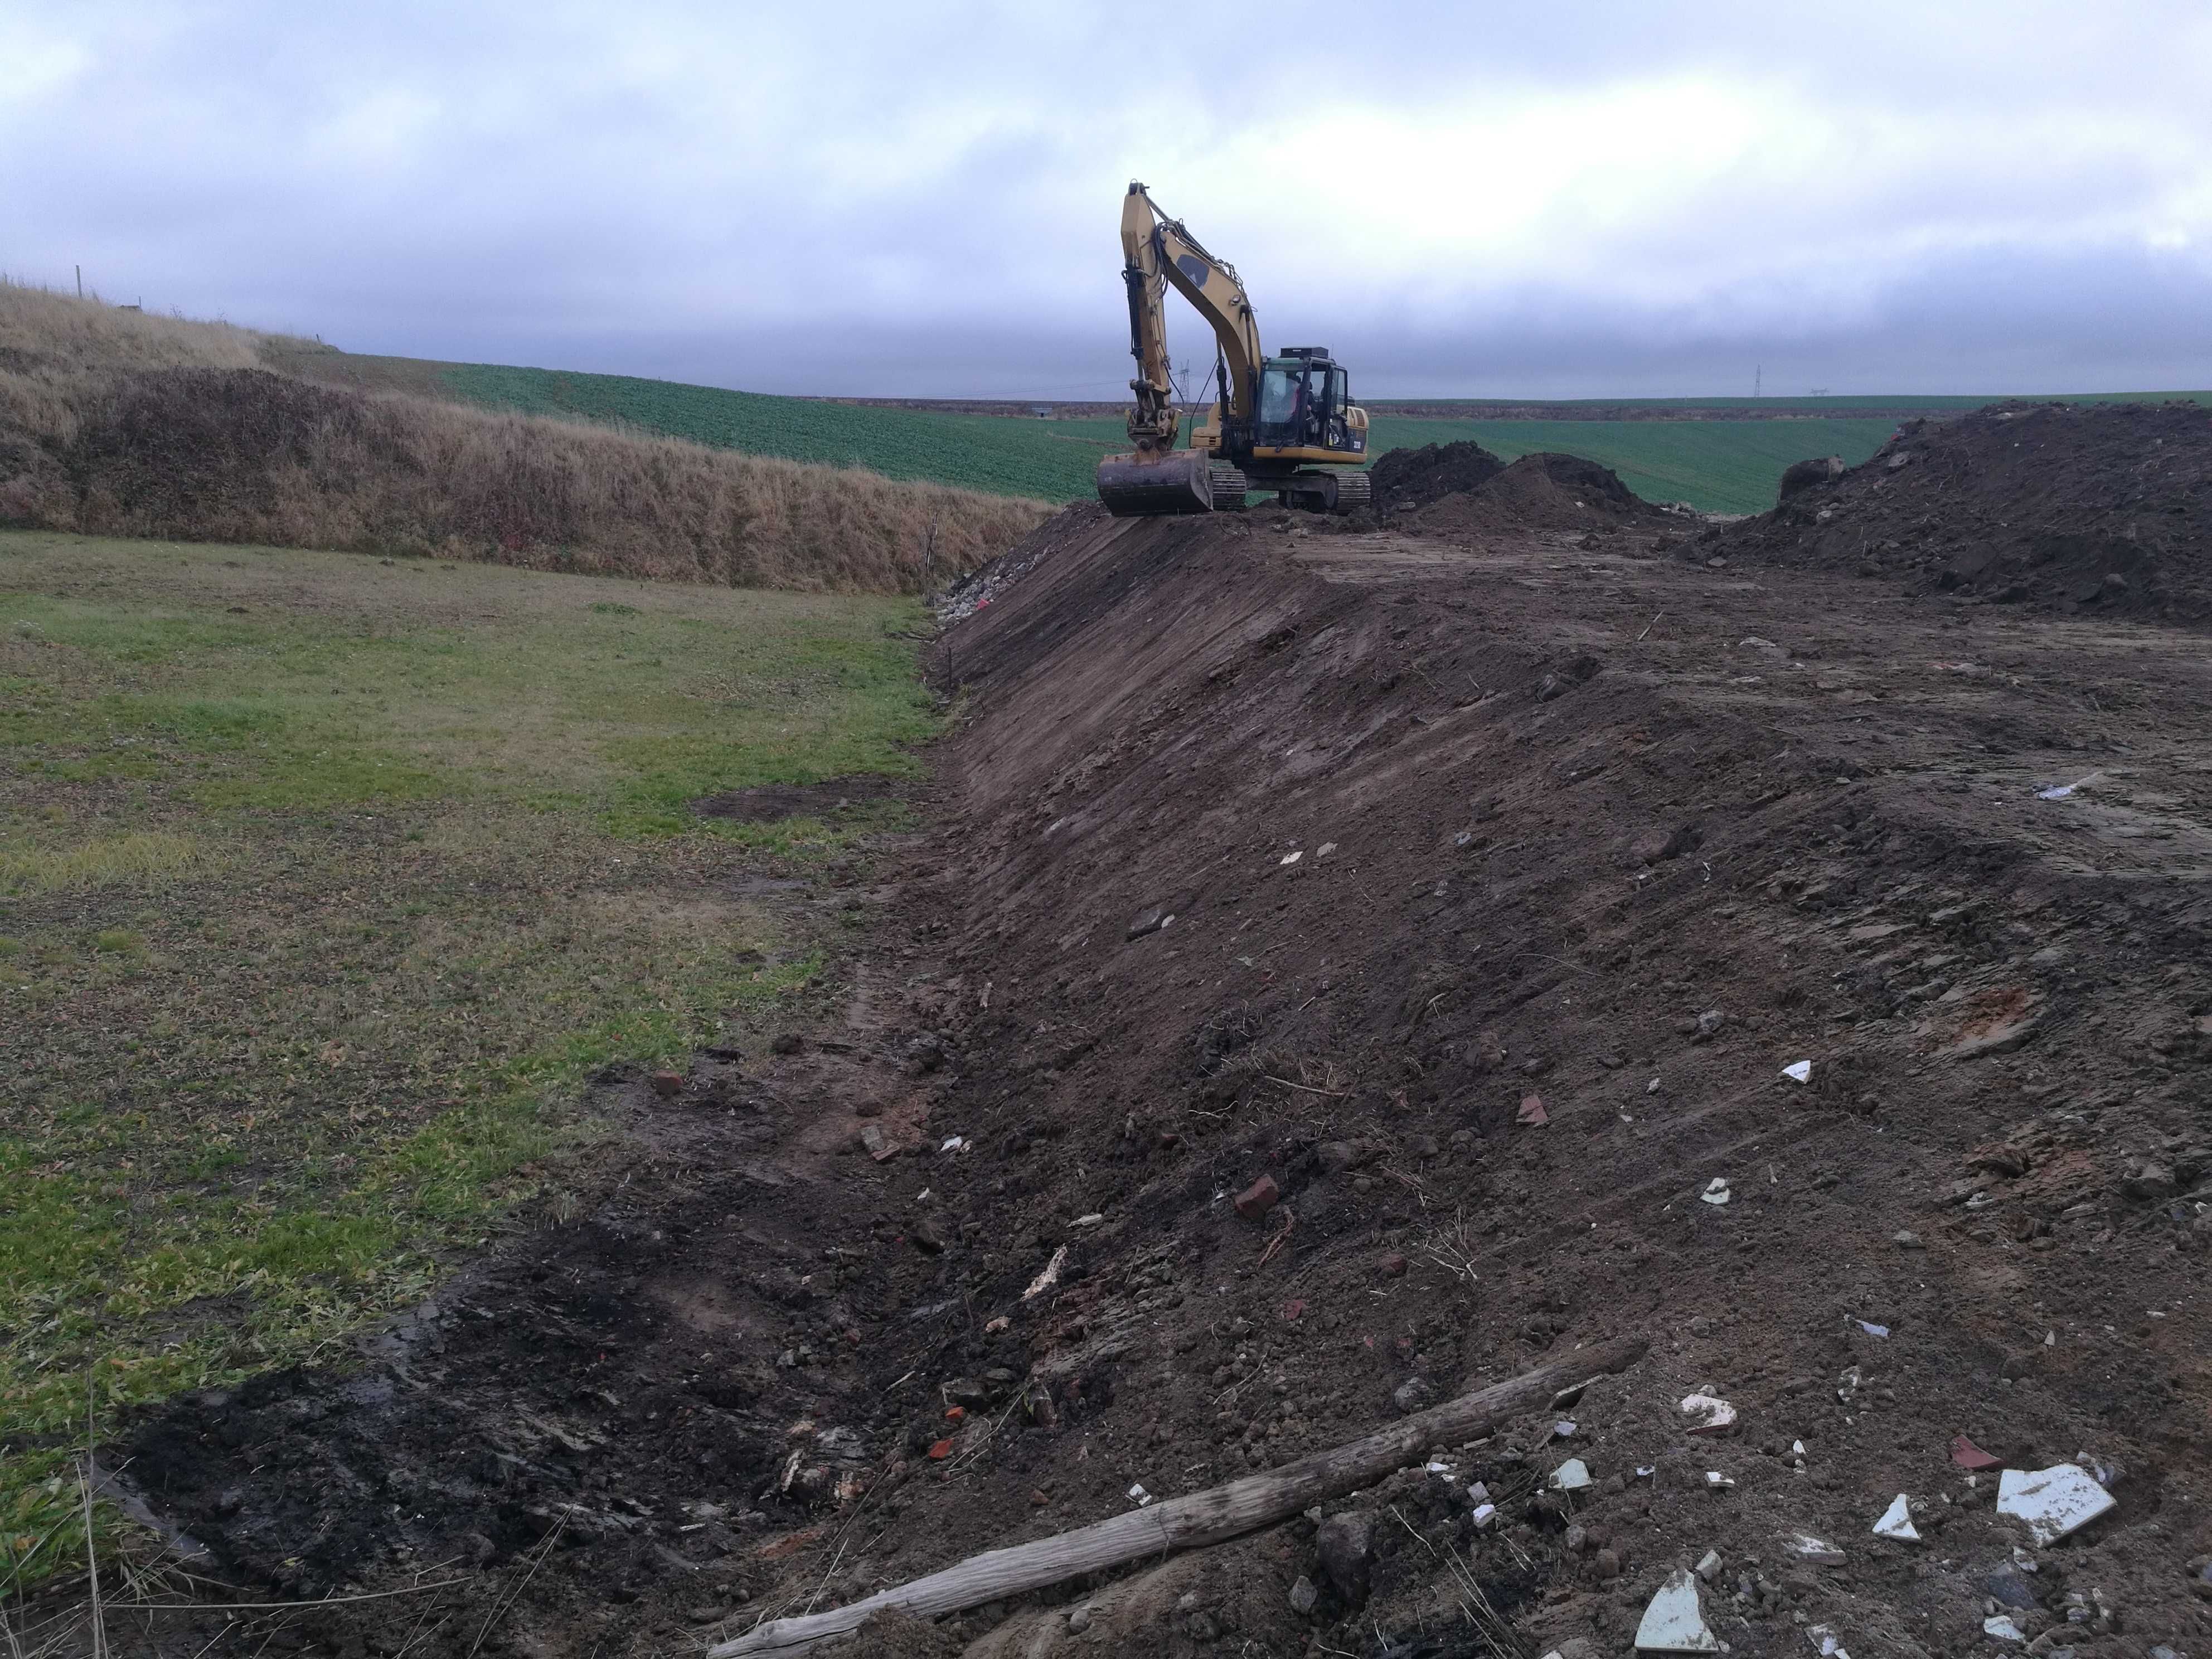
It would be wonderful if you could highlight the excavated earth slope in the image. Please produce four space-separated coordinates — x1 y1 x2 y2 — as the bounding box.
122 478 2212 1659
1701 400 2212 622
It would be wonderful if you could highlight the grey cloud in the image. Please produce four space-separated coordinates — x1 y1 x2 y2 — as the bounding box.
5 0 2209 399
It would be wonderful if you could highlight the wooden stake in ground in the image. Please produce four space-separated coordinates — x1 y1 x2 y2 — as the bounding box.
709 1337 1648 1659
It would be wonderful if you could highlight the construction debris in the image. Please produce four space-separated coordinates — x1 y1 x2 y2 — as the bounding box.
1634 1569 1719 1653
1951 1434 2002 1469
1872 1494 1920 1541
1996 1463 2116 1545
1783 1532 1846 1565
1679 1392 1737 1435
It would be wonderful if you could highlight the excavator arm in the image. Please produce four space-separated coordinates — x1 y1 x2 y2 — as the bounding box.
1118 182 1263 453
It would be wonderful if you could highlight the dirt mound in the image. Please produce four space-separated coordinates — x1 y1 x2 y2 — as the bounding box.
1404 451 1668 539
1701 400 2212 621
1367 439 1506 513
116 502 2212 1657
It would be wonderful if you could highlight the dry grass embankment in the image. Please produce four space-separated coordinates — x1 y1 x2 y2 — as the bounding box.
0 281 1050 592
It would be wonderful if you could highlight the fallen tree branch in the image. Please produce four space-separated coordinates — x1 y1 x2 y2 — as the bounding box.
708 1336 1647 1659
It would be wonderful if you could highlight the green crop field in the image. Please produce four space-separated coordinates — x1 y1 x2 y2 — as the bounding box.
1361 415 1901 513
289 349 2208 517
438 363 1121 502
427 361 1897 513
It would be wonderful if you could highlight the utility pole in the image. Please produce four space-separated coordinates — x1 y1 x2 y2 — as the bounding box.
1754 363 1762 399
75 265 82 299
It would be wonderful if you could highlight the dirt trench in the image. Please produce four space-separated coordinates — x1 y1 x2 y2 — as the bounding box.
113 499 2212 1659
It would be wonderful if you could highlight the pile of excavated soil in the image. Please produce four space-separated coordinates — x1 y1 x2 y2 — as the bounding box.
1701 400 2212 621
1389 450 1672 540
117 500 2212 1659
1367 439 1506 513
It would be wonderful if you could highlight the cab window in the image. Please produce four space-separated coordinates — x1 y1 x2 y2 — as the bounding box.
1258 367 1299 425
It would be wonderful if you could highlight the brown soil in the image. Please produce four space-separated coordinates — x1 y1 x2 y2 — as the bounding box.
1370 449 1676 540
1369 440 1507 514
107 469 2212 1659
1700 400 2212 622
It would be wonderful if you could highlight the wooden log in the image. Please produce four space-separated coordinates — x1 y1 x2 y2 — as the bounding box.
709 1336 1647 1659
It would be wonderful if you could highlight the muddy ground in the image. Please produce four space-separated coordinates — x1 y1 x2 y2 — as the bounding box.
91 426 2212 1659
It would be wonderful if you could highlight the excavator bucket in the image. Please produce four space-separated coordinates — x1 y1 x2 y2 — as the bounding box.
1095 450 1216 517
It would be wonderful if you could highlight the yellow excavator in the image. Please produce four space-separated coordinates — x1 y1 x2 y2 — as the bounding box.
1095 182 1372 517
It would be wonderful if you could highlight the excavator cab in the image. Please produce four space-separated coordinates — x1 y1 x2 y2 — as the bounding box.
1253 349 1366 462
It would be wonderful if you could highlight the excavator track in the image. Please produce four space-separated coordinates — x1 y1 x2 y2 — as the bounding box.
1265 467 1371 514
1327 468 1371 513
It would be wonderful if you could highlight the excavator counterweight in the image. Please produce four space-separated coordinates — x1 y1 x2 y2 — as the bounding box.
1095 183 1369 517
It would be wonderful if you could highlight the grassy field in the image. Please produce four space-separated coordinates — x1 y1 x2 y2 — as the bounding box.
0 531 935 1585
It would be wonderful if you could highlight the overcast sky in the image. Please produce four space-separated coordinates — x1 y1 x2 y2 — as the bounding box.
6 1 2210 398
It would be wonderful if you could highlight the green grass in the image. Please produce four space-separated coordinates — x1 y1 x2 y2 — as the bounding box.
0 531 935 1587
